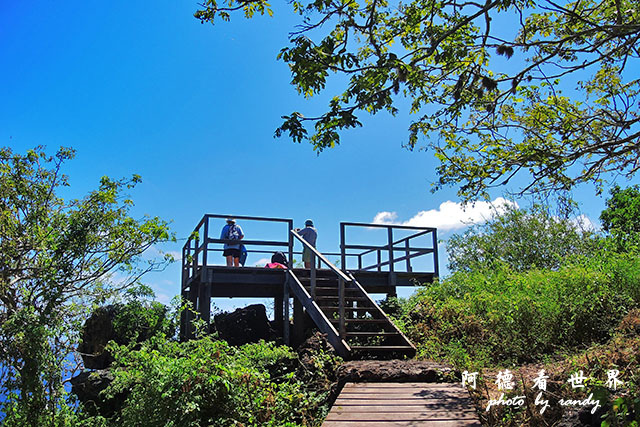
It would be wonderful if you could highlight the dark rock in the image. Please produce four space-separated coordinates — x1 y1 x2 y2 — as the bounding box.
78 302 172 370
298 331 336 360
70 369 125 417
555 407 589 427
214 304 276 346
578 403 608 426
297 332 338 380
336 360 455 383
78 306 118 370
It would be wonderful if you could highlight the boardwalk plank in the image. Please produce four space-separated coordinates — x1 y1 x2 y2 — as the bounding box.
325 411 478 421
323 382 480 427
323 421 481 427
342 382 464 391
331 405 475 412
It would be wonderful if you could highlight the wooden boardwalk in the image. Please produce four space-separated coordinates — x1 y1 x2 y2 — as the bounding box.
323 382 481 427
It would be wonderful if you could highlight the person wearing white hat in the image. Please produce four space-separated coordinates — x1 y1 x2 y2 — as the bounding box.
295 219 317 268
220 218 244 267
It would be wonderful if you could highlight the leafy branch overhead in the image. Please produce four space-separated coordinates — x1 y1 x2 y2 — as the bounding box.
196 0 640 200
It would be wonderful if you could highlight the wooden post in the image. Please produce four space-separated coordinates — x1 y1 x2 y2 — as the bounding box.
274 296 284 329
198 283 211 334
288 220 294 269
340 223 346 271
387 227 394 273
283 276 290 345
202 217 209 267
338 278 345 339
377 249 382 272
310 254 316 299
405 239 412 272
432 229 440 278
293 298 304 346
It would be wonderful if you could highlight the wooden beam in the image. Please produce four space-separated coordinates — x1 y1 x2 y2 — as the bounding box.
293 298 304 346
286 270 351 358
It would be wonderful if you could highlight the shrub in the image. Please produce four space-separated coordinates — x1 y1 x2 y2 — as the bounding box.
402 252 640 368
447 204 597 273
84 337 335 426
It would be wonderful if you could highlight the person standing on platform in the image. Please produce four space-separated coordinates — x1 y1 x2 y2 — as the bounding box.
220 218 244 267
296 219 318 268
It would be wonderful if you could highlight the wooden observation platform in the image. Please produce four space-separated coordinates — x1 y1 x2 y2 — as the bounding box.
180 214 439 359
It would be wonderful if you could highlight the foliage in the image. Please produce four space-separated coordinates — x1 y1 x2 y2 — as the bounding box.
600 184 640 251
0 147 174 425
84 337 338 427
447 203 597 273
111 296 177 344
377 296 407 319
196 0 640 200
399 251 640 368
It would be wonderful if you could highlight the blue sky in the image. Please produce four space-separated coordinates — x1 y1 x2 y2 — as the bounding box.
1 0 632 312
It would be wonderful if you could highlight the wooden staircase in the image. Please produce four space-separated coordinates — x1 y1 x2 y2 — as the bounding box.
293 269 416 359
286 229 416 360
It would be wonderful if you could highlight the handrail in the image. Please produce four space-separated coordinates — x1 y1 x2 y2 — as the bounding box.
290 230 351 283
355 229 433 257
345 244 435 252
182 214 294 286
201 213 294 223
286 270 351 357
360 250 432 271
341 221 437 231
340 221 438 274
291 229 349 337
208 238 289 247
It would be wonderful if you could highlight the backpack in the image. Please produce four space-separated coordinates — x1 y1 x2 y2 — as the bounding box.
239 245 248 266
226 225 241 240
271 251 288 266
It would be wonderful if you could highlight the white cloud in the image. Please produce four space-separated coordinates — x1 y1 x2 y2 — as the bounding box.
373 197 518 232
372 211 398 224
155 293 173 305
571 214 599 232
254 258 270 267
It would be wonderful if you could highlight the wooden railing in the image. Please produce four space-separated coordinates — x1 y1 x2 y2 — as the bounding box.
290 229 350 338
339 222 439 277
182 214 294 288
285 269 351 357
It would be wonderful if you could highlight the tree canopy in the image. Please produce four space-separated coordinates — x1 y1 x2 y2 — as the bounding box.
196 0 640 200
600 184 640 250
0 147 173 425
446 203 596 273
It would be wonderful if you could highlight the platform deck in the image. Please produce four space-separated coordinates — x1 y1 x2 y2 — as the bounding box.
323 382 481 427
186 266 435 297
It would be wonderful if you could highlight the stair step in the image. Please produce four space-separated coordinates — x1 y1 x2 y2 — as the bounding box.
305 286 361 292
298 278 336 282
330 318 387 324
350 346 415 351
320 306 373 311
345 332 400 337
314 296 368 301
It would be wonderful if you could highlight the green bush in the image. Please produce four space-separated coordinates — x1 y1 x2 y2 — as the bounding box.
447 204 597 273
111 299 176 343
402 252 640 368
84 337 336 426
